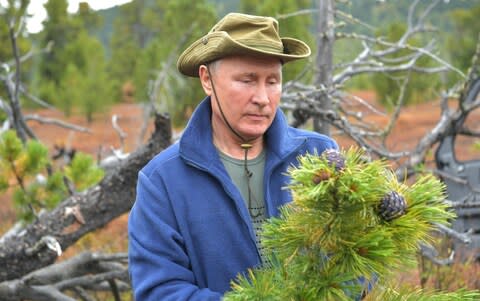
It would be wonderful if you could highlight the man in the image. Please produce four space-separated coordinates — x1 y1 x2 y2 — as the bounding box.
128 12 338 300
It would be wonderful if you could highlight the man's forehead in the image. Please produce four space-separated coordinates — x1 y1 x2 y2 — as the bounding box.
215 55 283 72
218 54 283 64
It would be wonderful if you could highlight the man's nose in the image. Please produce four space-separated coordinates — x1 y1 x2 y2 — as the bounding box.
252 83 270 106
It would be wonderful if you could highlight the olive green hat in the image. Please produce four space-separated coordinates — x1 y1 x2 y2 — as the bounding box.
177 12 311 77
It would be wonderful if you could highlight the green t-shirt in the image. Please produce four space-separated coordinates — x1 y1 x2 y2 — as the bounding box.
219 150 268 265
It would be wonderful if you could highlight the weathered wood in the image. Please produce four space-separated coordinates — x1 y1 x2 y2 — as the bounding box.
314 0 335 135
0 252 129 301
0 113 172 282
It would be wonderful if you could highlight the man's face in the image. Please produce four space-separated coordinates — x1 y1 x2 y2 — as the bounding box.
201 55 282 142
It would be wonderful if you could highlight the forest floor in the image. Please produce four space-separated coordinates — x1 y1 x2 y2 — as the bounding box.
0 90 479 291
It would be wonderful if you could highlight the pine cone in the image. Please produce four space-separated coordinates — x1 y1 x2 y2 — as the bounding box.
322 149 345 172
312 170 331 184
378 191 407 221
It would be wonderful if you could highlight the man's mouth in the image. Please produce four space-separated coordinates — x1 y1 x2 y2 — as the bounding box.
246 114 267 121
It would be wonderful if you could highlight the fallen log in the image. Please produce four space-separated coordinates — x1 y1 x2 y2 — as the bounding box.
0 113 172 282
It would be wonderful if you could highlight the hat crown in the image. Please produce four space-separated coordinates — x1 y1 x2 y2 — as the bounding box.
211 13 283 53
177 12 311 77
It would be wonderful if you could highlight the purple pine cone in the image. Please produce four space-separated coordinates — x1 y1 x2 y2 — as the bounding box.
322 149 345 172
378 191 407 221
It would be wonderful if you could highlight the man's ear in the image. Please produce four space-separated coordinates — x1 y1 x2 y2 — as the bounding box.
199 65 212 96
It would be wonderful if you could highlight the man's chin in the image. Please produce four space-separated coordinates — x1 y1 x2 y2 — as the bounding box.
239 129 268 141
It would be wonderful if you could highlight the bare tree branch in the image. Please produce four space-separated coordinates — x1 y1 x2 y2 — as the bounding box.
111 114 127 150
0 252 129 301
24 114 92 133
334 32 465 81
19 83 57 110
420 243 455 266
3 18 35 142
3 41 53 70
434 223 472 245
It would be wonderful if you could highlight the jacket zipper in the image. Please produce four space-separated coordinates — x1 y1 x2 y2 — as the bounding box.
183 158 261 260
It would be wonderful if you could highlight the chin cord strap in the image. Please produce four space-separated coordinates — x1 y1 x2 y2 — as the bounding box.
207 64 262 218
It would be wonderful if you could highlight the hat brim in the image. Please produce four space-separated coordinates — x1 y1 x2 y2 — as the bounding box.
177 31 311 77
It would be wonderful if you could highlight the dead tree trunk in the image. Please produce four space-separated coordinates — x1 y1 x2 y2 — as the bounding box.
0 113 172 282
314 0 335 135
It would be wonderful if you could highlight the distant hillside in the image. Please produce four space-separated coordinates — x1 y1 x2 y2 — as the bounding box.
209 0 239 15
94 0 477 57
95 6 119 56
336 0 479 34
94 0 238 57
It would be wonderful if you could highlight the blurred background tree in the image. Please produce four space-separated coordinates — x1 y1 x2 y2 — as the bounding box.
0 0 31 106
447 4 480 76
240 0 314 83
131 0 217 126
30 0 111 121
5 0 477 126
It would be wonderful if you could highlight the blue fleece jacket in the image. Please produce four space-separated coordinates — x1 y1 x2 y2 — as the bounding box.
128 97 338 300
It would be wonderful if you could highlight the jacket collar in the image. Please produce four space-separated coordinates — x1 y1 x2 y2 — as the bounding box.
179 96 303 170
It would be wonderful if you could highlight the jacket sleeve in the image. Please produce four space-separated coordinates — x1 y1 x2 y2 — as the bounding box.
128 171 222 301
